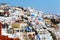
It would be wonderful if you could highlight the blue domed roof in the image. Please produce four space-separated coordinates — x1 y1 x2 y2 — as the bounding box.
31 13 37 17
38 18 43 21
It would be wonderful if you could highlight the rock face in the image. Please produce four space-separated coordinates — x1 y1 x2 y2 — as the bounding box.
0 22 2 36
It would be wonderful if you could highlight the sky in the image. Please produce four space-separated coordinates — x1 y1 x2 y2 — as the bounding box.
0 0 60 14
